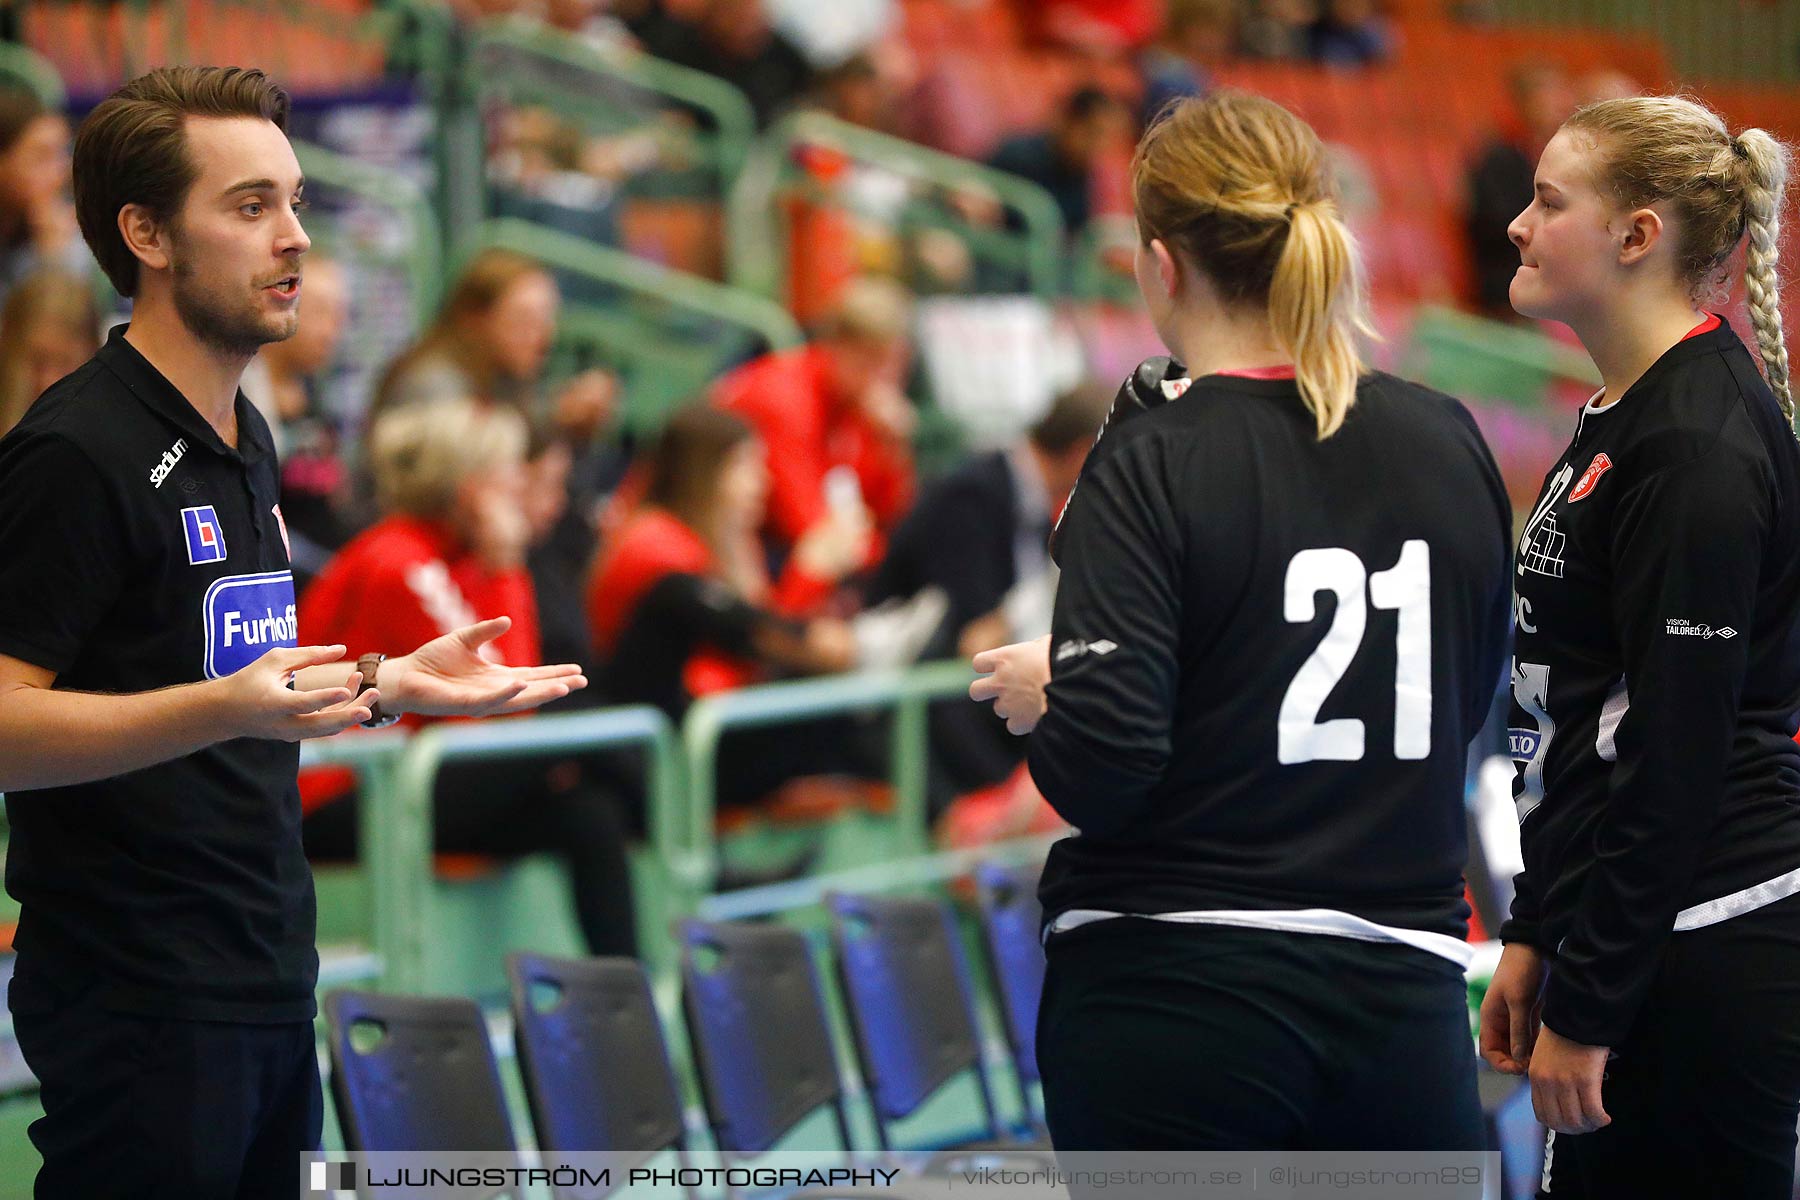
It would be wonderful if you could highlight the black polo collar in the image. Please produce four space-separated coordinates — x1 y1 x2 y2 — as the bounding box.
94 324 273 467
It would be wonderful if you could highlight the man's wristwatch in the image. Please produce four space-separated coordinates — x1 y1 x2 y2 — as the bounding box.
356 653 401 729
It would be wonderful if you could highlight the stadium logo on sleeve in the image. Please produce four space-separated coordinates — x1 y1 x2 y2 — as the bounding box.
1054 638 1118 663
181 505 227 565
202 570 298 678
1568 453 1613 502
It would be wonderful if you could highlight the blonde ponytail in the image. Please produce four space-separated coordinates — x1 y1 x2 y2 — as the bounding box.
1567 96 1795 425
1271 201 1369 438
1132 92 1371 440
1736 128 1793 423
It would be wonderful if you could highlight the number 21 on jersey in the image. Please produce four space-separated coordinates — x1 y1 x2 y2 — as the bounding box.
1278 540 1432 765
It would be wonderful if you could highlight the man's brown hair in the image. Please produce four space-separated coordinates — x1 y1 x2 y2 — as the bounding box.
72 66 290 297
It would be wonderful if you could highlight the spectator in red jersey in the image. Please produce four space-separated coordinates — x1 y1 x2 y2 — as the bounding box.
711 275 917 565
301 398 638 956
588 405 942 809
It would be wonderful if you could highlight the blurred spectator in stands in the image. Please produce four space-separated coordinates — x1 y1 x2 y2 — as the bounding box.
1576 67 1642 106
0 268 97 439
300 398 639 957
1138 0 1234 125
987 87 1135 237
487 106 627 248
712 275 916 565
1307 0 1392 65
241 256 352 588
767 0 898 70
525 429 603 679
867 380 1112 805
1026 0 1161 57
445 0 533 21
1240 0 1312 60
786 54 980 306
587 404 942 808
1465 64 1575 319
542 0 640 48
812 50 895 134
0 87 86 306
628 0 813 129
373 247 618 446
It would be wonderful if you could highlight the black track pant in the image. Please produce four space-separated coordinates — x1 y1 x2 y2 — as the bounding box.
11 972 319 1199
1038 918 1485 1150
1538 890 1800 1200
303 756 638 958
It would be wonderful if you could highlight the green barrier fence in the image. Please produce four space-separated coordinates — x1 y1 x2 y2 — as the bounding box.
1400 305 1601 408
293 138 444 320
0 42 65 107
725 110 1068 305
467 20 757 189
293 663 976 991
369 704 682 992
680 660 978 892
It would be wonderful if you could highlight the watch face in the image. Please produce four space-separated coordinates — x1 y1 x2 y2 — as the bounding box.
362 712 401 730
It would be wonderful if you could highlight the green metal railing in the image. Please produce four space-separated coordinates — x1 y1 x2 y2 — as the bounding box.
297 729 412 986
458 217 802 433
374 705 682 992
0 43 65 107
468 20 757 185
681 660 978 892
726 110 1068 304
293 138 444 320
1400 305 1600 408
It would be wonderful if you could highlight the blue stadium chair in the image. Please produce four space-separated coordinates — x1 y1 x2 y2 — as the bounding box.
505 952 696 1200
324 989 519 1181
970 861 1046 1132
677 918 858 1161
825 891 1046 1157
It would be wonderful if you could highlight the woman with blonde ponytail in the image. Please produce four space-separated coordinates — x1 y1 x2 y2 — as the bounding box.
1480 95 1800 1198
970 92 1515 1150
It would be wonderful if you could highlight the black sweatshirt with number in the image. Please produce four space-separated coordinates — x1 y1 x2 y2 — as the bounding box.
1030 370 1514 942
1497 319 1800 1048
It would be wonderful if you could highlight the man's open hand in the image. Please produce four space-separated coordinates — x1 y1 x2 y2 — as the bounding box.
387 617 587 718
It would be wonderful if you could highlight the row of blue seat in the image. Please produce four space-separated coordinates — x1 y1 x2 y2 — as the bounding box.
324 861 1050 1192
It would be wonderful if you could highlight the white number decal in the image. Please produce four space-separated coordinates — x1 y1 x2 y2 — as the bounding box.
1279 541 1433 765
1279 548 1367 763
1370 539 1433 760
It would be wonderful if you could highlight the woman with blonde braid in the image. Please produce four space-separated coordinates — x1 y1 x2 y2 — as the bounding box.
1479 97 1800 1198
971 91 1514 1149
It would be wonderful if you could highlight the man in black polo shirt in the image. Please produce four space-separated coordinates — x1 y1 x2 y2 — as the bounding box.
0 67 586 1196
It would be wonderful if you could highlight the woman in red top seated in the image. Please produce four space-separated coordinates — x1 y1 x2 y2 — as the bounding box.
588 405 891 810
301 399 638 956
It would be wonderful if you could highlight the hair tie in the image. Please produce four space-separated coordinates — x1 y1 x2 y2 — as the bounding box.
1284 202 1299 221
1732 135 1750 160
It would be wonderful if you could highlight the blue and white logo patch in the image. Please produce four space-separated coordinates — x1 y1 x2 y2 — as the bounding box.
203 570 298 678
182 505 227 565
1508 728 1542 762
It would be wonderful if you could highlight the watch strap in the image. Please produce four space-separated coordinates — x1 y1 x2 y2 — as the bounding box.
355 652 400 729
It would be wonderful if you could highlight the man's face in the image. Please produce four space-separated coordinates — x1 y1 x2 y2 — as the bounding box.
162 116 309 357
266 257 348 377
